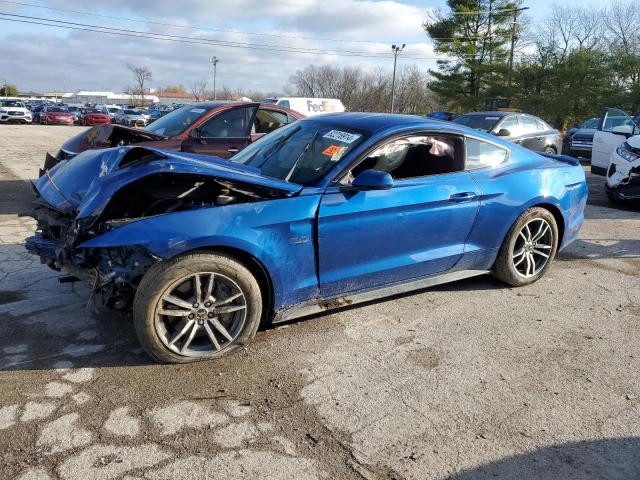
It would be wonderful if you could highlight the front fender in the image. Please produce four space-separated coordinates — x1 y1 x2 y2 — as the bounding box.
79 195 321 309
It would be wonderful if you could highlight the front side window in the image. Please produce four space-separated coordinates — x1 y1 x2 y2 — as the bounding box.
200 106 256 138
601 108 640 135
254 109 289 134
498 116 520 136
466 138 508 170
348 135 464 181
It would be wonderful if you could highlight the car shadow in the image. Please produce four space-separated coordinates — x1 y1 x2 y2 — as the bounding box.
450 437 640 479
558 238 640 261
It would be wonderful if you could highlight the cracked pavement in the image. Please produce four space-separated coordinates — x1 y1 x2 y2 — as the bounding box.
0 124 639 479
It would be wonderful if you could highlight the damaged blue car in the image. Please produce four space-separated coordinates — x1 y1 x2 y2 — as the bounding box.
26 113 588 363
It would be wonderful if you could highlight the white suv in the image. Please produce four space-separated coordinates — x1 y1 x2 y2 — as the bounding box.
0 99 32 124
592 108 640 202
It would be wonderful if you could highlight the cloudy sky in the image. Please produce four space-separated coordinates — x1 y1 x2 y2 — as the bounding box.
0 0 602 95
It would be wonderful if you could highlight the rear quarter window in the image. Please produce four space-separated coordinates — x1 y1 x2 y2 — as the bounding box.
466 138 508 170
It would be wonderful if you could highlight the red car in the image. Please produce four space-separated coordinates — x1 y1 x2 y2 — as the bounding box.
45 102 305 169
39 106 74 125
81 110 112 126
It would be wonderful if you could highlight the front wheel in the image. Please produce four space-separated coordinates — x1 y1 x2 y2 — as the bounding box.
493 207 559 287
133 253 263 363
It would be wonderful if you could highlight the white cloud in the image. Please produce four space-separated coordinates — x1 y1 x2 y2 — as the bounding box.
0 0 438 93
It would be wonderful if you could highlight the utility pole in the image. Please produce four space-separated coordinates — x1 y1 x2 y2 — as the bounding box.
507 6 529 90
209 56 219 100
390 43 405 114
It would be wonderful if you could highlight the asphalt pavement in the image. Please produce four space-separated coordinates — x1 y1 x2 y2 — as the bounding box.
1 124 639 480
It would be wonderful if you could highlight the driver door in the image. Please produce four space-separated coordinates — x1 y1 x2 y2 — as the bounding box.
317 133 480 298
592 108 640 175
181 105 257 158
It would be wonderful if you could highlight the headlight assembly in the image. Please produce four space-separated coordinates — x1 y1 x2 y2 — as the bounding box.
616 142 640 163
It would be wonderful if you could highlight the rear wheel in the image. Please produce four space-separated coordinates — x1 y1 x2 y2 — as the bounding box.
133 253 262 363
493 207 558 287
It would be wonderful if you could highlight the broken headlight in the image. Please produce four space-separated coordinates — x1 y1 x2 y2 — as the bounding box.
616 142 640 162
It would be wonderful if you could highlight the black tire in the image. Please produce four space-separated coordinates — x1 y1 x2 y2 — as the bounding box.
606 190 621 204
133 253 263 364
493 207 559 287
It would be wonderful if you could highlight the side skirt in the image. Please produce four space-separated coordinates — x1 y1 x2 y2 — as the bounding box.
273 269 490 324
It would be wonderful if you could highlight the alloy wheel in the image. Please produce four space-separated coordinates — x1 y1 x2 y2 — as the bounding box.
512 218 553 278
154 272 247 357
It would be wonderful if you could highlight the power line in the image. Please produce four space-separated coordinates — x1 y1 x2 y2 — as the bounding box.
0 12 492 60
0 0 405 46
0 0 506 46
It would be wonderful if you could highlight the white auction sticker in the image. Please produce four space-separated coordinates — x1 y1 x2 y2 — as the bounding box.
190 108 206 113
323 130 361 144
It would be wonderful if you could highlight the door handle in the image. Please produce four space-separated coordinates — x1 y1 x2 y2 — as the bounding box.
227 147 239 154
449 192 477 202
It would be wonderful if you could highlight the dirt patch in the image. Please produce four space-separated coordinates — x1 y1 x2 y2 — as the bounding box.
407 347 445 369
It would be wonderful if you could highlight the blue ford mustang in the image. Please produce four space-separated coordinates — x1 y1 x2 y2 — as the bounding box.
27 113 588 363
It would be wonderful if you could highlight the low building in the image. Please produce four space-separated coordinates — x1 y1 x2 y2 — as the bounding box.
154 92 198 104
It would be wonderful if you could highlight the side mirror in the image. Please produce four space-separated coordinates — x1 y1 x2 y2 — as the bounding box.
612 125 633 138
496 128 511 137
345 169 394 191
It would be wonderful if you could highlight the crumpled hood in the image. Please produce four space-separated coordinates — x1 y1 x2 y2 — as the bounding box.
627 135 640 149
34 146 302 218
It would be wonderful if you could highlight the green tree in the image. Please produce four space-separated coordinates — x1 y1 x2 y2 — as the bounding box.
0 84 18 96
514 49 622 128
424 0 522 111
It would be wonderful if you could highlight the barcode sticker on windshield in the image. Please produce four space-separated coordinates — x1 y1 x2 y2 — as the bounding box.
323 130 361 144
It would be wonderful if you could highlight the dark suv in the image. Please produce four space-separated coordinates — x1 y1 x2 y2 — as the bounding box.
453 111 561 154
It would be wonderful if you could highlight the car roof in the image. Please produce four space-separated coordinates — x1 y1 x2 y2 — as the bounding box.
304 112 434 132
457 111 512 117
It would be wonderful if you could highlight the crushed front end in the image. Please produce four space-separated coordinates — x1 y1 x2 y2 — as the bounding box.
26 196 158 309
25 145 300 310
606 139 640 202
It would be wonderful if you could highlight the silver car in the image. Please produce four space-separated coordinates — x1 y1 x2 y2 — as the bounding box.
115 109 147 127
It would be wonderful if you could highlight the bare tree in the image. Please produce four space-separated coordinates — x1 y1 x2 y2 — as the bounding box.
289 64 434 114
127 64 153 105
604 0 640 53
190 79 208 102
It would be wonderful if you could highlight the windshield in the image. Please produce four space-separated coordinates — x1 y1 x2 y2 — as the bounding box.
453 114 502 132
107 107 120 113
124 109 141 115
1 100 25 108
144 104 210 136
580 118 598 129
48 106 68 113
232 120 369 186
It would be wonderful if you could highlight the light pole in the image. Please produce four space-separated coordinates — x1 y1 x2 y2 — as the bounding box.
507 7 529 90
209 56 219 100
390 44 405 114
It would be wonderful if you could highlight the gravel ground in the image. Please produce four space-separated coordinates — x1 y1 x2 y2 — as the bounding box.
0 124 639 480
